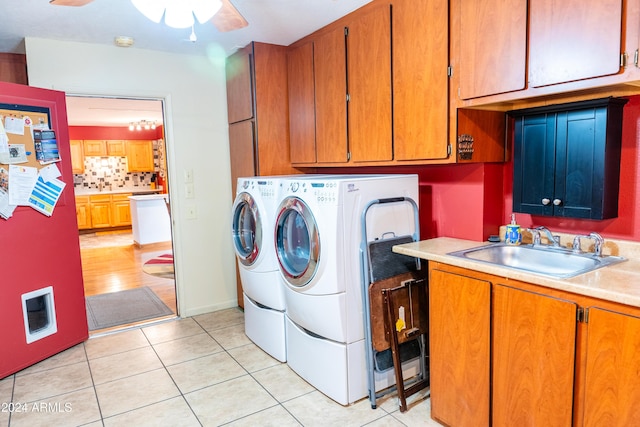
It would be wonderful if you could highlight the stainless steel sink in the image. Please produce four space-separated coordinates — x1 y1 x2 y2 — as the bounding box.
448 243 626 278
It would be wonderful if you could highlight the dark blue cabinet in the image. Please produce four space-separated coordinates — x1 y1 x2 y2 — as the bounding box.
510 98 627 219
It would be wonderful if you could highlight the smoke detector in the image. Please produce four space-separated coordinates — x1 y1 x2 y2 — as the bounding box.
114 36 134 48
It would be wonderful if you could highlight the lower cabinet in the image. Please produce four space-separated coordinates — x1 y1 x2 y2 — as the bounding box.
76 193 133 230
429 262 640 426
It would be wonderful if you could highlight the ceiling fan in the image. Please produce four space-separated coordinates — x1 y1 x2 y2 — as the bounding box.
49 0 248 32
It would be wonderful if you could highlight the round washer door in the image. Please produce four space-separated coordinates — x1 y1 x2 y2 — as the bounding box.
275 196 320 287
231 192 262 266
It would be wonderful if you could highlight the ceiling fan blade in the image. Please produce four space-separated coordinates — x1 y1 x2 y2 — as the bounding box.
49 0 94 5
212 0 248 32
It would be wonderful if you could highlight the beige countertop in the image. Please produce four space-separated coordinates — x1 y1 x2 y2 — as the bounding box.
393 236 640 309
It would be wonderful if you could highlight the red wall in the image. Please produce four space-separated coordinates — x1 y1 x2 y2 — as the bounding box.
503 95 640 242
69 125 163 140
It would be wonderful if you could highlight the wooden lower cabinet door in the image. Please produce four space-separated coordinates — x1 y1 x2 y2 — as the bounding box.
429 268 491 426
583 307 640 426
492 285 577 427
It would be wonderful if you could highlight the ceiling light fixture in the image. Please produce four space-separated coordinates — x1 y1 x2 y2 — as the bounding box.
129 120 157 131
131 0 222 29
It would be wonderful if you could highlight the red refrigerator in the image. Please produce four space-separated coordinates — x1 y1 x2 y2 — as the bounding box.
0 82 88 378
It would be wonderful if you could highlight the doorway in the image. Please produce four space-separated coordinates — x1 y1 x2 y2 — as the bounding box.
66 95 177 333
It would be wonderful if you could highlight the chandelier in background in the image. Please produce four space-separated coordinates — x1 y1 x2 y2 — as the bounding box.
129 120 157 131
131 0 223 29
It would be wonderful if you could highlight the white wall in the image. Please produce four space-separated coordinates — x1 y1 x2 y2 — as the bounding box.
25 37 237 317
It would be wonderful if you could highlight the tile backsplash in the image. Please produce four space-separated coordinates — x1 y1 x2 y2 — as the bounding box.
73 140 163 190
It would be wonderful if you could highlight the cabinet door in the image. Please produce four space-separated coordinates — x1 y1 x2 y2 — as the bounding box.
512 113 557 216
315 26 349 163
458 0 527 99
492 285 577 427
126 140 154 172
347 5 392 162
226 46 254 124
111 194 132 226
228 121 256 197
529 0 623 87
75 196 91 229
83 140 107 157
429 268 491 427
69 139 84 173
89 195 112 228
287 42 317 164
393 0 449 160
583 307 640 427
106 140 126 156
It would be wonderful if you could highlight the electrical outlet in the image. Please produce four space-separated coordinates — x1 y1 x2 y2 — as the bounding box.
185 204 197 219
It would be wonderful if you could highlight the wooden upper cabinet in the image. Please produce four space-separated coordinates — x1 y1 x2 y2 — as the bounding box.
346 4 392 163
458 0 527 99
529 0 623 87
226 46 254 124
0 53 27 85
583 307 640 426
287 42 317 164
228 120 256 197
315 26 349 163
126 140 154 172
69 139 85 174
393 0 449 160
492 285 577 427
106 140 126 156
83 139 107 156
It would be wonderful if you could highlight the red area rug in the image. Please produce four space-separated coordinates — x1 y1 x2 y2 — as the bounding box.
142 253 175 279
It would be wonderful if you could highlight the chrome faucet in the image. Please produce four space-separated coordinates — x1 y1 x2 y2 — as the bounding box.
573 232 605 257
534 226 561 247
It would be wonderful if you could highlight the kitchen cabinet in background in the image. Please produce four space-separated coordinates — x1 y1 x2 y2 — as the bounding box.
69 139 84 173
428 261 640 427
0 53 27 85
83 139 127 157
125 140 154 172
511 97 627 219
111 193 133 226
89 194 112 228
75 195 91 229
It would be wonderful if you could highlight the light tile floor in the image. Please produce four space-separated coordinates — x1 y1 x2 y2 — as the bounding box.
0 308 442 426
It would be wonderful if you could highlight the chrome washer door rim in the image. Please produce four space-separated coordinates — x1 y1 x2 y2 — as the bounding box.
232 192 262 266
275 196 320 287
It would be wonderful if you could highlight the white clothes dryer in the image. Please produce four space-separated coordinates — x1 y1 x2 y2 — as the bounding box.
232 176 288 361
274 174 420 404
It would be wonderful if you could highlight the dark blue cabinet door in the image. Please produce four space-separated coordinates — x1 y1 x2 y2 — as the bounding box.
511 98 626 220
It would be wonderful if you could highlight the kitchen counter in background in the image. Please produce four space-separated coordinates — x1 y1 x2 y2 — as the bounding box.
128 193 172 246
74 187 162 196
393 236 640 308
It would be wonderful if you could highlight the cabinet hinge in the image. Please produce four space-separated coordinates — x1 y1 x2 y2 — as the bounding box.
344 27 349 36
447 144 452 157
447 66 453 77
346 93 350 102
347 151 351 161
635 49 639 68
577 307 591 323
621 52 628 68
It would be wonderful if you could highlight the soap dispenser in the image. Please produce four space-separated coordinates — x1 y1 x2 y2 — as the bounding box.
505 213 522 245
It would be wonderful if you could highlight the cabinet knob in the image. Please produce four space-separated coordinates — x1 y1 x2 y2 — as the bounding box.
542 198 551 205
553 198 562 206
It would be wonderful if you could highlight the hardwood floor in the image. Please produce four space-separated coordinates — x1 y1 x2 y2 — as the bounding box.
79 230 177 332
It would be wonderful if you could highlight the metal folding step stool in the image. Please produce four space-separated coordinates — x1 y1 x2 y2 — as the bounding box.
360 197 429 411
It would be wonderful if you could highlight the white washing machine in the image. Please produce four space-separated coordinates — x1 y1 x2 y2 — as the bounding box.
274 174 420 405
232 176 288 362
